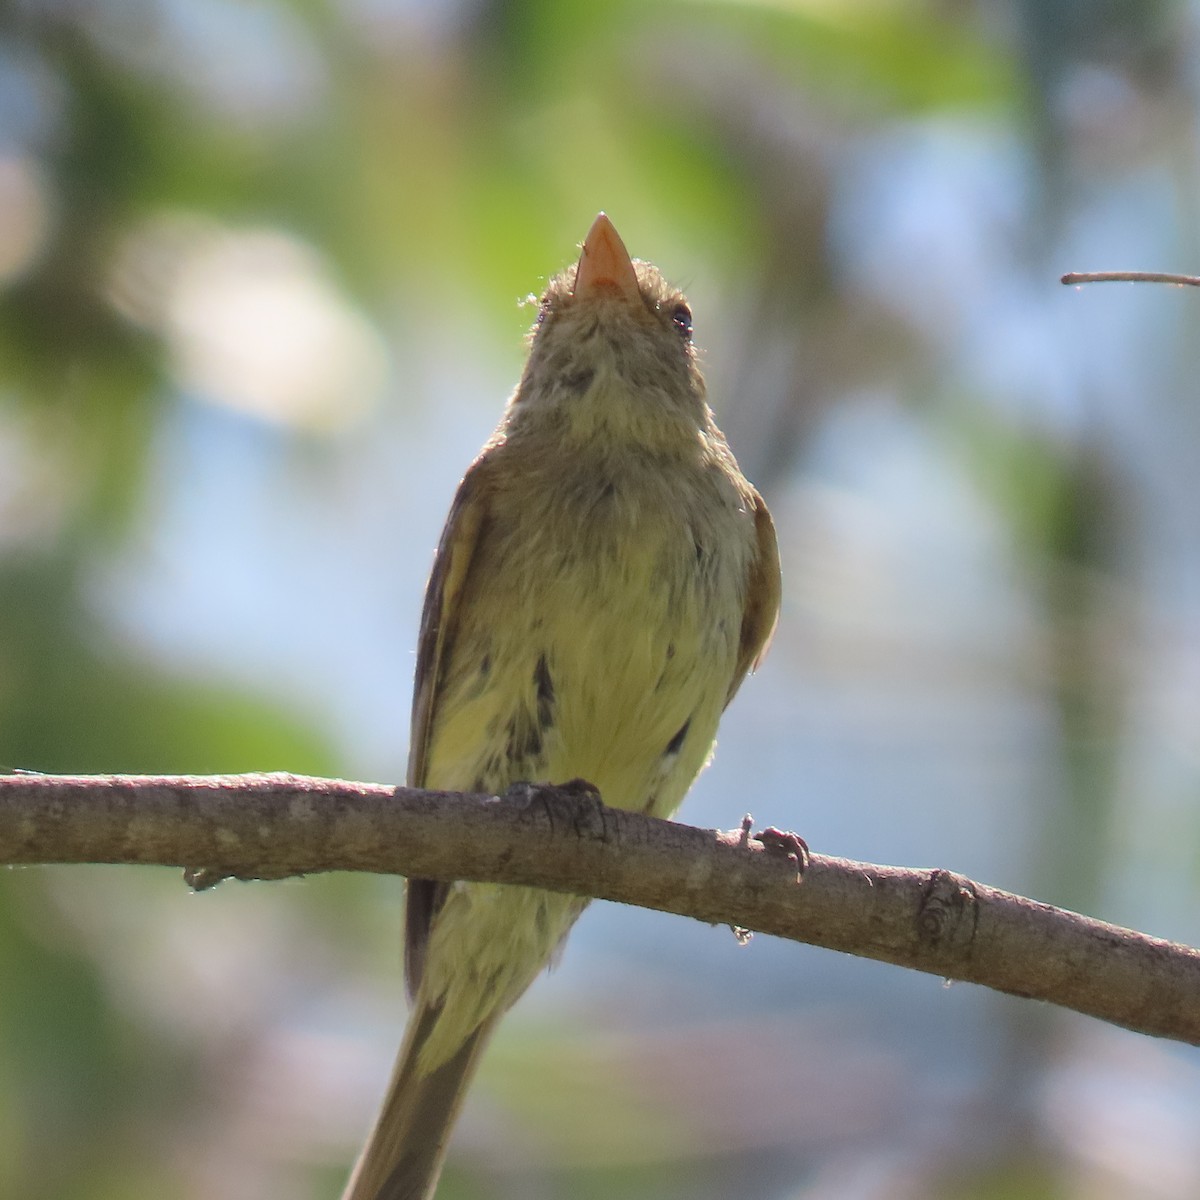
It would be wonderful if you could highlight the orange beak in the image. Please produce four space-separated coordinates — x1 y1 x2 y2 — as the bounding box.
574 213 640 302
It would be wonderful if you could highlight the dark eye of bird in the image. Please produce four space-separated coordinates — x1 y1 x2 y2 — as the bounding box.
671 303 693 339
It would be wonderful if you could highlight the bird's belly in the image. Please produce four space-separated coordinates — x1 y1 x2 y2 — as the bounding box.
425 526 741 819
412 482 750 1067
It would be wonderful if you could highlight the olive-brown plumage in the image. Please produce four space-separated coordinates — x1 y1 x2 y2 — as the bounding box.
342 214 780 1200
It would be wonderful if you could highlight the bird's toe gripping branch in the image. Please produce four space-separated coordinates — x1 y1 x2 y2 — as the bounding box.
737 812 809 881
755 826 810 880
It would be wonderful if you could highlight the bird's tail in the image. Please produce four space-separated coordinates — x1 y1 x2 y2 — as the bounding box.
341 999 497 1200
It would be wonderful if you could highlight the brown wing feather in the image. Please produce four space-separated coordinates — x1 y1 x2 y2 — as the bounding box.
407 464 491 791
725 489 782 709
404 461 492 998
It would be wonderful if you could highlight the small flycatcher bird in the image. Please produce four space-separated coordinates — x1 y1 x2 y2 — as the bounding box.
343 214 781 1200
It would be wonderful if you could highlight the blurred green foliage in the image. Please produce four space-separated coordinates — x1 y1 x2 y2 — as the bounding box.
0 0 1193 1198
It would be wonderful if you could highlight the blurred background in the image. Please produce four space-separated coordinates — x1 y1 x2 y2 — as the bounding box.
2 0 1200 1197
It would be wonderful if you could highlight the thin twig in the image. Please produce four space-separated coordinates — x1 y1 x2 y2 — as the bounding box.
1061 271 1200 287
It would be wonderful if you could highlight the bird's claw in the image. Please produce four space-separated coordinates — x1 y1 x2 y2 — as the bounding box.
754 825 809 879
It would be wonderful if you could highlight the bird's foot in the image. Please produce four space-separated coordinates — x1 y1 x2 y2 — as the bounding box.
755 825 809 879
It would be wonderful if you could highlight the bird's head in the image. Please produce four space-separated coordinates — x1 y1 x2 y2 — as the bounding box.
507 214 710 452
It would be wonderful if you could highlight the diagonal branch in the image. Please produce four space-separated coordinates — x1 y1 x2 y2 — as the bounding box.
2 771 1198 1044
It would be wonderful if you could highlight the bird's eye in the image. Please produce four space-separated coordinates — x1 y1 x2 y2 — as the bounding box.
671 303 693 339
536 295 551 325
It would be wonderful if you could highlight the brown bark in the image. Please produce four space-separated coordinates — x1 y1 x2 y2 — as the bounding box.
2 771 1197 1044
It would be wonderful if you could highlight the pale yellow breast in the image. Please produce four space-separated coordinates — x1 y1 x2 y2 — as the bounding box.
413 436 758 1070
423 435 757 821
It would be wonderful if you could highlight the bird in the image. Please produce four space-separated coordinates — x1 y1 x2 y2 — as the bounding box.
342 213 781 1200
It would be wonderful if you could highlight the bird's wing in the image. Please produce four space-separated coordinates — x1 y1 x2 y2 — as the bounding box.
404 457 492 997
725 489 781 709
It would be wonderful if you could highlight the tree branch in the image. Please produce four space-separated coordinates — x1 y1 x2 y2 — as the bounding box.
2 772 1197 1044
